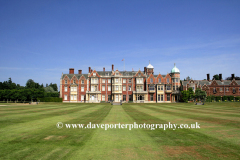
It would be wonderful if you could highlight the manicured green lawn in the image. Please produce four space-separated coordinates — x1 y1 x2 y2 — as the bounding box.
0 102 240 159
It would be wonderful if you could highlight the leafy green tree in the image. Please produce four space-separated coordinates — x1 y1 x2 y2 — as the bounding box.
212 74 219 80
181 90 189 102
195 88 207 102
26 79 36 89
188 87 194 101
49 83 58 91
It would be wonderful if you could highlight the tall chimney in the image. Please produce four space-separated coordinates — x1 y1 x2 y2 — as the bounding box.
144 67 147 74
219 73 222 81
88 67 91 73
78 70 82 74
232 74 235 80
103 67 105 72
91 69 93 73
112 64 114 71
69 68 74 74
207 74 210 81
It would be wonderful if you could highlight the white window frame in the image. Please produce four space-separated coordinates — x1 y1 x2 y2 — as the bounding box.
81 95 84 101
102 79 105 83
123 79 126 83
158 78 161 83
102 85 105 91
128 85 131 91
123 85 126 91
102 95 105 101
81 80 84 84
64 95 67 100
81 86 84 92
65 80 67 84
65 86 67 92
108 86 111 91
108 79 111 83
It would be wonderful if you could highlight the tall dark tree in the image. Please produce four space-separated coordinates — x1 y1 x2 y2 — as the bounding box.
225 76 240 80
26 79 36 89
212 74 219 80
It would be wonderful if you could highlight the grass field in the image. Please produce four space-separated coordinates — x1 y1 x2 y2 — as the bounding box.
0 102 240 159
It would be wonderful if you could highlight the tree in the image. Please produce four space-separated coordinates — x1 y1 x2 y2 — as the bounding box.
212 74 219 80
26 79 36 89
225 76 240 80
181 90 189 102
188 87 194 101
186 76 191 81
195 88 207 102
49 83 58 91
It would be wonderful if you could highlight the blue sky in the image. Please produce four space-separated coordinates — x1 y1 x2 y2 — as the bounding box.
0 0 240 89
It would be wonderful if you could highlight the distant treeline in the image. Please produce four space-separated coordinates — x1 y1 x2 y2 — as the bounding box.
0 78 59 102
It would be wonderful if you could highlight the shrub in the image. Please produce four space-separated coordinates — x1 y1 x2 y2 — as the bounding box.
215 96 221 102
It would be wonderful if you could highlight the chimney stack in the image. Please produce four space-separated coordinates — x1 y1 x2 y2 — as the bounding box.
232 74 235 80
112 64 114 71
91 69 93 73
103 67 105 72
69 68 74 74
144 67 147 74
78 70 82 74
88 67 91 73
207 73 210 81
219 73 222 81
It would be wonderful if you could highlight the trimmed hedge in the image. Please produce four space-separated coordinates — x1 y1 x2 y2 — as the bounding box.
37 97 62 102
206 96 240 102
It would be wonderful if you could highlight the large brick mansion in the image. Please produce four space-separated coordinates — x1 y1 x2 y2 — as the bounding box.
60 63 181 103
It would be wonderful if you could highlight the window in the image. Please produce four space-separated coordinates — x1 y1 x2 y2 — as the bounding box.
65 86 67 92
233 88 236 93
71 86 77 91
71 95 73 100
115 78 119 83
123 85 126 91
102 85 105 91
81 86 84 92
137 86 143 92
226 87 229 92
108 95 111 101
73 80 76 84
93 73 96 76
150 78 153 83
128 86 131 91
123 95 126 101
161 95 163 101
158 95 160 101
167 94 170 101
108 86 111 91
91 78 98 84
123 79 126 83
159 78 161 83
192 87 195 91
167 78 169 83
161 86 163 90
64 95 67 100
129 79 131 83
116 85 119 91
108 79 111 83
129 95 132 101
102 95 105 101
213 88 216 93
149 85 154 91
172 79 175 82
220 88 223 92
150 95 153 101
158 86 160 90
65 80 67 84
81 80 84 84
166 86 171 90
137 78 143 84
102 79 105 83
81 95 84 101
176 79 179 82
173 86 175 91
116 73 119 76
74 95 77 100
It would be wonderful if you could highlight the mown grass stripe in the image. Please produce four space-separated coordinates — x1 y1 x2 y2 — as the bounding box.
122 104 240 159
0 104 95 129
141 104 240 128
0 104 113 159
